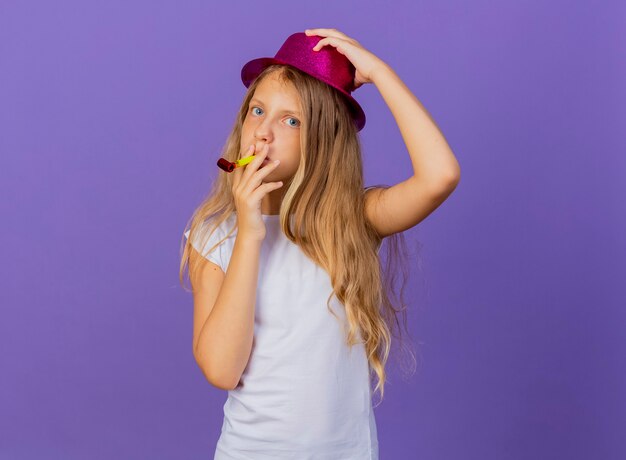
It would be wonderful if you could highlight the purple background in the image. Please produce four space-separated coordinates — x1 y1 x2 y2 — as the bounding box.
1 1 624 459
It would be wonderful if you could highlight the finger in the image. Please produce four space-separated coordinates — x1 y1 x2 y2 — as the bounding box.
312 36 348 53
312 37 328 51
251 180 284 200
305 28 348 40
232 145 253 188
241 144 268 184
306 29 359 50
244 153 279 195
254 158 280 182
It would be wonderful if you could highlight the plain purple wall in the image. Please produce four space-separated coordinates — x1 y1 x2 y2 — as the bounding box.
1 1 624 459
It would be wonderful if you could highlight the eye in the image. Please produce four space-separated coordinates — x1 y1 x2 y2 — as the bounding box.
250 106 300 128
287 117 301 128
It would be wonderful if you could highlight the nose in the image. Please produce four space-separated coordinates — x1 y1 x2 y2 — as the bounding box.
253 120 273 145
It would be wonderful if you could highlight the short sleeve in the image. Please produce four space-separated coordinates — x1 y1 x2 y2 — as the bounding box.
184 223 227 272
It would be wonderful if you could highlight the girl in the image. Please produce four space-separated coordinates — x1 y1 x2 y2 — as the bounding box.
180 29 460 460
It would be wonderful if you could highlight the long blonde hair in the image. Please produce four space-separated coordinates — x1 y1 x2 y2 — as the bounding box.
179 64 421 404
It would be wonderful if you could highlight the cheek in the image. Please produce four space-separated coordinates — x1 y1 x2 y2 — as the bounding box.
288 154 301 172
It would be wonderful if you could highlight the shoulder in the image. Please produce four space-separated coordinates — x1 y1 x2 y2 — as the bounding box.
184 214 237 268
363 185 386 238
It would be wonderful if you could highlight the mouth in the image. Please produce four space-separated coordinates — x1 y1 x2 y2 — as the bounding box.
255 145 270 161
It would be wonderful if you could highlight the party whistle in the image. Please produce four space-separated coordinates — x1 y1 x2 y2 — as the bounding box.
216 152 258 173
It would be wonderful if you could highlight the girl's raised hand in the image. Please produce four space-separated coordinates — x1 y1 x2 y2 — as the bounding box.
304 28 388 90
231 144 283 241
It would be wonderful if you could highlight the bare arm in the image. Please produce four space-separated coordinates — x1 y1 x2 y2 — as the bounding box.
192 233 262 390
364 63 461 237
371 62 460 183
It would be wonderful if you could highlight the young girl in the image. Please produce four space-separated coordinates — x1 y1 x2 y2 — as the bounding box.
181 29 460 460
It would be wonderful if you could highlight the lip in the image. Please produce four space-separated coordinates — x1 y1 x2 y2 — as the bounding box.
256 145 270 160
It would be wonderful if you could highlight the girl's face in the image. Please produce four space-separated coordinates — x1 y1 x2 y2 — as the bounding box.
240 72 302 182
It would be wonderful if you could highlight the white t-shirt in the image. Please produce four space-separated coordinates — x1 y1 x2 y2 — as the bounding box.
185 213 379 460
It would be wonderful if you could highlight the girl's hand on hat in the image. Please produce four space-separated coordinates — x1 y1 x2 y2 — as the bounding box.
231 144 283 241
304 28 387 90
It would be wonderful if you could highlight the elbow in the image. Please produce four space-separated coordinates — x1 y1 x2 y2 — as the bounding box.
446 163 461 186
193 350 238 391
441 166 461 192
426 168 460 198
209 376 238 391
212 371 239 391
425 164 460 192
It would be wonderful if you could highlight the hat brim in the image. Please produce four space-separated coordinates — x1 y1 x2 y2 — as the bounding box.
241 57 285 88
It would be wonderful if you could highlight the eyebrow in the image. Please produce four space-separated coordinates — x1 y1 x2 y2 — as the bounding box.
249 98 301 116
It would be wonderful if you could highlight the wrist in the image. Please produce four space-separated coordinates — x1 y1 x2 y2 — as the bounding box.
236 232 264 245
370 61 393 85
